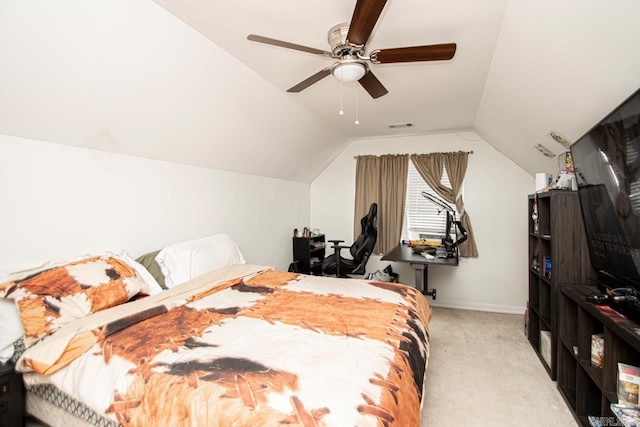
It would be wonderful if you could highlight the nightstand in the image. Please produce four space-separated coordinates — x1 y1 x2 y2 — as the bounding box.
0 362 24 427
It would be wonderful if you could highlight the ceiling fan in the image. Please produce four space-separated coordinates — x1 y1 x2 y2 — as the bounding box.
247 0 456 99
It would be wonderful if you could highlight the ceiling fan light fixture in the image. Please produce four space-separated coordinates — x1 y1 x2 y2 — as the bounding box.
331 58 367 83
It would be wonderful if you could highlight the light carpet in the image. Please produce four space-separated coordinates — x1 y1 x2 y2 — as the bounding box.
420 307 577 426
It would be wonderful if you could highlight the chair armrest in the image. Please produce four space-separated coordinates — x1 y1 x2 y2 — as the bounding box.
327 239 344 245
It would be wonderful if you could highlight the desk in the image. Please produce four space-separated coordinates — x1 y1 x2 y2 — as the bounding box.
381 243 458 298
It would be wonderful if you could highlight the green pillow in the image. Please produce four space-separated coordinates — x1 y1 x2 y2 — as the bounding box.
135 250 166 289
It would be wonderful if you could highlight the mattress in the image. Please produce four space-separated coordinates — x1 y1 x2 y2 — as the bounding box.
27 387 115 427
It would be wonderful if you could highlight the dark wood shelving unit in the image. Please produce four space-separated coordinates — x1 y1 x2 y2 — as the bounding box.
558 285 640 426
527 191 593 380
292 234 326 275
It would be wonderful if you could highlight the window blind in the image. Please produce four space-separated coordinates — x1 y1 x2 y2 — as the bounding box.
402 162 460 240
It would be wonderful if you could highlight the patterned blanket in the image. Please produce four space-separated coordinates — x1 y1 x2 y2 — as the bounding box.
18 265 431 427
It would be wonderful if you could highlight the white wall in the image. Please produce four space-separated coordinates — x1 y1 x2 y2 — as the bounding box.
474 0 640 176
0 0 347 184
0 134 308 273
310 131 534 314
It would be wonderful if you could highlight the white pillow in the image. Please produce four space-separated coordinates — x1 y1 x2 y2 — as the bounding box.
155 234 246 288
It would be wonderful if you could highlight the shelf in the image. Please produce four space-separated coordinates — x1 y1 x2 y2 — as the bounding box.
538 355 552 375
540 315 551 329
579 359 603 389
293 234 326 275
559 384 577 409
560 336 578 357
604 390 617 404
527 191 594 386
559 285 640 425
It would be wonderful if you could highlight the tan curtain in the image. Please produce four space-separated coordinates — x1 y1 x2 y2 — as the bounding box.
354 155 408 254
410 152 479 257
354 155 380 246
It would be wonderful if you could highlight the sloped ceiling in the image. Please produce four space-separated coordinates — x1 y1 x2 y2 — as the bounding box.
475 0 640 176
1 0 639 183
153 0 507 140
0 0 347 183
154 0 640 177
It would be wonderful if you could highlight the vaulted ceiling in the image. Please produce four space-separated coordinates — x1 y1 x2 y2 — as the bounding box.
1 0 639 183
154 0 640 177
154 0 504 140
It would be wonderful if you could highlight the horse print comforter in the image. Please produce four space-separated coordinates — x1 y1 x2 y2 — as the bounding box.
17 264 432 426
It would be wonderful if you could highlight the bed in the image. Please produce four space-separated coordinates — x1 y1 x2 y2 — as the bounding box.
1 236 431 427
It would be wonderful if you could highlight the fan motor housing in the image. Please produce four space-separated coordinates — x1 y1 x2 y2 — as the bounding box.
328 23 364 57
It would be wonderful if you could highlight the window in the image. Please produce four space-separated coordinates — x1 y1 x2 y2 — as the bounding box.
402 161 461 241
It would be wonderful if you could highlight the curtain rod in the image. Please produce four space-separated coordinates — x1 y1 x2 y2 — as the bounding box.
354 151 474 159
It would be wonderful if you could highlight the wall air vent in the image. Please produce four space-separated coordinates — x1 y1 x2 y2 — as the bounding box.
534 143 556 158
387 122 414 129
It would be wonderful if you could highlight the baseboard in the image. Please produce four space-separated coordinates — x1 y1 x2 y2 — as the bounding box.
429 300 526 315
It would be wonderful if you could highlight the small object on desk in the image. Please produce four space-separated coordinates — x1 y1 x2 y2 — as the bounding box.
408 239 441 248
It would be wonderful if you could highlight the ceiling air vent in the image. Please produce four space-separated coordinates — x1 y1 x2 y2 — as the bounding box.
387 122 414 129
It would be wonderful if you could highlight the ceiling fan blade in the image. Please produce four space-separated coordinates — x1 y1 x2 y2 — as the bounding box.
346 0 388 46
358 71 388 99
247 34 332 57
287 68 332 93
371 43 457 64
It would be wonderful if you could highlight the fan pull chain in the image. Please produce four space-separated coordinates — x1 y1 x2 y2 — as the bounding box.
355 87 360 125
339 80 344 116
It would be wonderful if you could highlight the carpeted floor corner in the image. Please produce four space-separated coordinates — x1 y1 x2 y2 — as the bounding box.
421 307 577 426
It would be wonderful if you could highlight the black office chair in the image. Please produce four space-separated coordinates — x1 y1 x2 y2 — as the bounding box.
321 203 378 277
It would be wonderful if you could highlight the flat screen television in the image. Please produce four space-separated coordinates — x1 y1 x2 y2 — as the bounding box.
571 87 640 297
